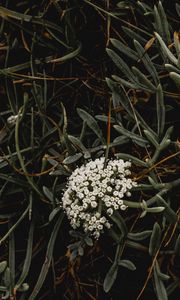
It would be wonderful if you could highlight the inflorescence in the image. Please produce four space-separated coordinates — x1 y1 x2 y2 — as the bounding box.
62 157 137 239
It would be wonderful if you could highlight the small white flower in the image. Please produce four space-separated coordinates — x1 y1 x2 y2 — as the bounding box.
91 201 97 208
121 204 127 210
114 204 119 210
107 208 113 216
113 191 119 196
98 192 104 198
107 186 112 193
118 199 123 205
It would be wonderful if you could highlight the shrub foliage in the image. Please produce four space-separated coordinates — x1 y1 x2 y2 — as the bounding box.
0 1 179 299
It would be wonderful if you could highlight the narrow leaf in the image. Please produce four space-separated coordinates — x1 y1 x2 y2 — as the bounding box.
155 32 178 65
174 234 180 255
114 125 148 146
112 74 140 90
154 5 163 38
49 208 61 222
149 222 161 256
110 211 128 237
118 259 136 271
84 236 93 247
29 213 64 300
134 39 159 84
15 220 35 289
144 129 159 148
157 196 177 224
158 1 171 44
122 26 148 44
43 186 54 202
63 153 83 164
110 38 138 60
128 231 152 241
165 63 180 73
106 48 137 81
154 261 168 300
169 72 180 87
115 153 146 166
103 262 118 293
68 135 91 157
0 261 7 274
132 66 157 92
77 108 104 143
156 84 165 137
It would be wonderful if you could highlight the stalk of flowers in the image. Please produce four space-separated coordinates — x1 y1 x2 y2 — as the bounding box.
62 157 137 239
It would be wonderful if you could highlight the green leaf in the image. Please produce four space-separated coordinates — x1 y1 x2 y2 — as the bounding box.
106 78 155 137
84 236 93 247
112 75 140 90
134 39 159 84
110 83 134 119
145 207 165 213
149 223 161 256
4 267 11 288
29 213 64 300
165 63 180 74
63 153 83 164
114 125 148 146
77 108 104 143
15 220 35 290
132 66 157 92
108 228 122 243
112 136 130 146
106 48 137 82
68 135 91 158
103 262 118 293
155 32 178 65
118 259 136 271
135 110 158 138
157 196 177 224
110 211 128 237
174 234 180 255
161 126 174 144
144 130 159 148
122 26 148 44
154 261 168 300
0 261 7 274
95 115 115 123
49 42 81 63
115 153 146 166
110 38 138 61
43 186 54 202
169 72 180 87
157 1 171 44
154 5 163 38
156 84 165 137
128 231 152 241
49 208 61 222
156 264 170 281
9 223 15 289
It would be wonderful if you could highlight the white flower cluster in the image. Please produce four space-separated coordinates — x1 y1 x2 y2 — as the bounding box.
62 157 137 239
